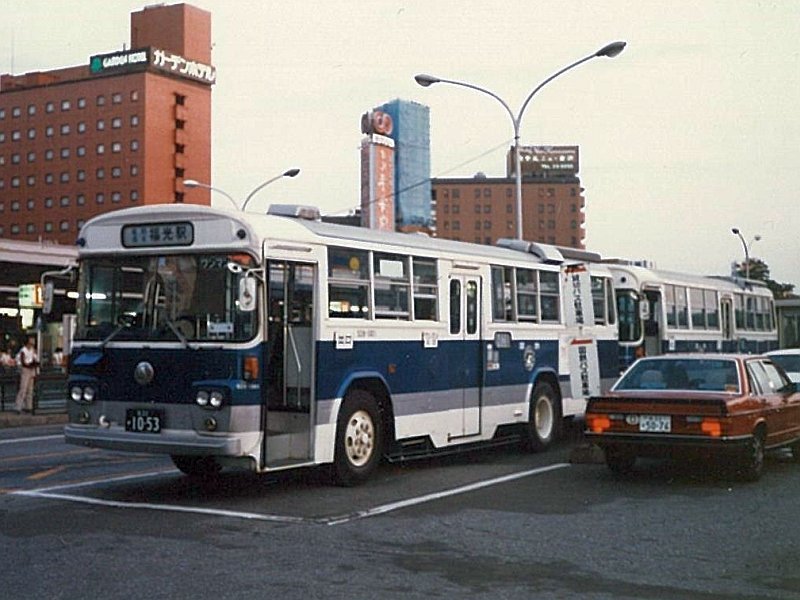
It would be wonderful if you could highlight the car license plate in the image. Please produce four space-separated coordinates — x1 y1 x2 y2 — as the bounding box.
639 415 671 433
125 409 163 434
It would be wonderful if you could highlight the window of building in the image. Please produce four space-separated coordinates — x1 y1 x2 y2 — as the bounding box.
77 170 85 182
26 199 34 210
45 149 54 160
44 222 53 232
130 115 139 127
77 219 85 229
0 132 5 142
130 165 139 176
77 146 86 157
96 144 105 155
175 119 186 129
77 122 86 133
10 224 20 235
112 93 122 104
96 168 105 179
130 190 139 202
60 220 69 231
10 106 20 118
111 167 122 178
26 223 35 234
130 90 139 102
45 102 54 113
60 147 70 159
11 176 20 188
96 119 105 131
61 100 71 111
60 172 69 183
11 153 20 164
0 108 5 119
175 94 186 106
95 192 105 204
45 126 54 137
111 117 122 129
11 201 20 212
44 197 54 208
77 194 86 206
45 173 54 184
174 143 184 154
60 124 70 135
12 130 21 141
174 192 185 203
60 195 70 207
131 140 140 151
26 175 35 186
111 142 122 153
27 128 35 139
96 95 105 106
111 191 122 203
77 97 86 109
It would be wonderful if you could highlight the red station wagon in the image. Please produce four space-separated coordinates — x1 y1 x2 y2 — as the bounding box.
585 354 800 480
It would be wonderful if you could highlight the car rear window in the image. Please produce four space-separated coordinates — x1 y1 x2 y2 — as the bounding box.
615 358 740 393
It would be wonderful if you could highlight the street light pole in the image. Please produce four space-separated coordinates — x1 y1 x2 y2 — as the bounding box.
183 179 238 210
731 227 762 280
185 168 301 212
241 168 301 212
415 41 626 240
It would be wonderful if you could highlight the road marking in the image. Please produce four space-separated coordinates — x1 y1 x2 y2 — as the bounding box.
324 462 571 525
0 434 63 446
13 462 571 526
27 465 67 481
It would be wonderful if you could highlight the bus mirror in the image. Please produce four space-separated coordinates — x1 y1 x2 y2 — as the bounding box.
43 281 54 315
238 278 257 312
639 301 650 321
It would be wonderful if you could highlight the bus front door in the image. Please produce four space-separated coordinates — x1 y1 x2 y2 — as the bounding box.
448 276 482 439
261 260 316 469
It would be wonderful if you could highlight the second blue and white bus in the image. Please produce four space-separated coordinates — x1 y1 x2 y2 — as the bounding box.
63 203 619 484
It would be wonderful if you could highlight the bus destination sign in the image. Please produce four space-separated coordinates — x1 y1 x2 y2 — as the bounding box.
121 222 194 248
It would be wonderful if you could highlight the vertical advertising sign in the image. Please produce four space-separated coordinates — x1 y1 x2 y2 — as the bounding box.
360 111 396 232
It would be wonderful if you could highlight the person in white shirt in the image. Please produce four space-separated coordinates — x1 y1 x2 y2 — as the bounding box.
15 336 39 413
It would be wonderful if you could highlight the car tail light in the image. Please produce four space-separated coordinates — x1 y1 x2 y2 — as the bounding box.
701 418 722 437
587 414 612 434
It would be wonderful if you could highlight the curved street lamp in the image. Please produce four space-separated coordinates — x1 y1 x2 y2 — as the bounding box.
415 40 626 240
241 168 301 212
184 168 301 212
183 179 238 210
731 227 762 280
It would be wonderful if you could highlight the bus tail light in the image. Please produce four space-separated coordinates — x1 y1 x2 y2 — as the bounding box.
244 355 259 381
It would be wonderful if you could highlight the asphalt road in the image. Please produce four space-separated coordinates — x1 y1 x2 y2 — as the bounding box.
2 422 799 599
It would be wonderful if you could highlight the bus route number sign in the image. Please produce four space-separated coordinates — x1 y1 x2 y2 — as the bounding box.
121 222 194 248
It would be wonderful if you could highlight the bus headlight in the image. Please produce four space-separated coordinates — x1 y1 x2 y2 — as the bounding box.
70 384 97 404
209 391 224 409
196 390 210 407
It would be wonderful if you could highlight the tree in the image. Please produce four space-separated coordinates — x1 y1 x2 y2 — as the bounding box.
733 258 796 299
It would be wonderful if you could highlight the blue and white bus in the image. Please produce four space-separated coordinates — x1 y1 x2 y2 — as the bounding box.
609 262 778 370
62 204 619 484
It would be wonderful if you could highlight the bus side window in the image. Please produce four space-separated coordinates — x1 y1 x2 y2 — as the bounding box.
450 280 461 335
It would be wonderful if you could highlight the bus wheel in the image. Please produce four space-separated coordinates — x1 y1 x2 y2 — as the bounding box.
332 390 382 486
524 381 562 452
171 455 221 478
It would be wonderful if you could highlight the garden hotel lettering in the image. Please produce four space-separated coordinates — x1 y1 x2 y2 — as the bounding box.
89 48 216 85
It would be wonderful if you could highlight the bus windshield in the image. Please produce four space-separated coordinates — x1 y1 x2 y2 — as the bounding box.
75 253 258 343
617 290 641 343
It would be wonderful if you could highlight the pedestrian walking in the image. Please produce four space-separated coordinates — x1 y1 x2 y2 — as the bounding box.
15 336 39 413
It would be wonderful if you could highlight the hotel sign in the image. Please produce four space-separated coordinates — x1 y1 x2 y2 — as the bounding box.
89 47 216 85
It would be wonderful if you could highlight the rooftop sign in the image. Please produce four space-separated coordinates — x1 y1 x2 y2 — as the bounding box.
89 47 216 85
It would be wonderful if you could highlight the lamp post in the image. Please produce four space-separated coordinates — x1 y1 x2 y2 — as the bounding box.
183 179 238 209
184 168 300 212
415 41 626 240
731 227 762 280
241 168 301 212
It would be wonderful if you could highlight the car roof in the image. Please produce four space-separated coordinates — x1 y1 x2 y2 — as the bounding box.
766 349 800 356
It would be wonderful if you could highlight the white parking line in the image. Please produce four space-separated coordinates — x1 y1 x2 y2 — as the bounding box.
0 434 63 446
324 462 571 525
13 462 571 526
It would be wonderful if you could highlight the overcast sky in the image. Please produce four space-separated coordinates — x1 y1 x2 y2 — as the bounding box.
3 1 799 286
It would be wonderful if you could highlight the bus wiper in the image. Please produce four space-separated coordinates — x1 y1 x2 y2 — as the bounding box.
100 312 138 348
163 318 195 350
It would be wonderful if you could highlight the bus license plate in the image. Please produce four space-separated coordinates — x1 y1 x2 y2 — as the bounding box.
125 409 163 434
639 415 671 433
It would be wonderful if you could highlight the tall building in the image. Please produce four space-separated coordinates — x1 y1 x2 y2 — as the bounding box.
0 3 214 245
433 146 585 248
360 99 431 233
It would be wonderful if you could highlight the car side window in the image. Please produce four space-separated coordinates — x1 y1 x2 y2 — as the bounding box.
747 361 777 395
762 361 789 390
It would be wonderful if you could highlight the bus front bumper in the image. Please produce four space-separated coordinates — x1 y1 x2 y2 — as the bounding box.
64 423 243 456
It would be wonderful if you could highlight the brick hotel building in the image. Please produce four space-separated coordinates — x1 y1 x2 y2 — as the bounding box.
0 3 214 245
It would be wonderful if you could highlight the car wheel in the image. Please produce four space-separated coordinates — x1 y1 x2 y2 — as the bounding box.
332 390 382 486
605 447 636 475
524 381 562 452
171 455 221 478
738 431 765 482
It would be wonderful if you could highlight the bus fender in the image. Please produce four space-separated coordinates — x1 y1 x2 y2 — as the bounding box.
332 371 396 448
